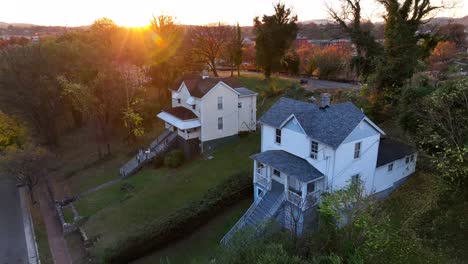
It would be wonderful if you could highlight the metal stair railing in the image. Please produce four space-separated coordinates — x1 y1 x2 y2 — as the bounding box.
220 192 265 245
120 131 177 178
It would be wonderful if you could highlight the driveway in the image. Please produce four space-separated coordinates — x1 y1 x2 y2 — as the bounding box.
0 178 29 264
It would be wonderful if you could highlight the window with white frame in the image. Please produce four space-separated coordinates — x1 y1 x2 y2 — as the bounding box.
351 174 360 185
238 102 242 108
273 169 281 177
192 104 196 110
310 140 318 159
177 98 181 104
388 163 393 171
275 129 281 144
257 163 264 174
218 117 223 130
217 96 223 110
307 182 315 193
410 154 414 162
405 156 410 164
354 142 361 159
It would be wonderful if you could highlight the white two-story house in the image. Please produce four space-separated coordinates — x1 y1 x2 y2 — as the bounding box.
157 75 257 154
222 95 417 242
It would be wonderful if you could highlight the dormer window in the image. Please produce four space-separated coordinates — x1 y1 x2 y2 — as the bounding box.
354 142 361 159
310 141 318 159
275 129 281 144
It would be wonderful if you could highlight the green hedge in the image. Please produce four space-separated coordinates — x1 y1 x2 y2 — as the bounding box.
103 171 253 263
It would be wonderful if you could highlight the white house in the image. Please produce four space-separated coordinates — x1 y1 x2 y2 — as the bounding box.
222 95 417 242
157 75 257 154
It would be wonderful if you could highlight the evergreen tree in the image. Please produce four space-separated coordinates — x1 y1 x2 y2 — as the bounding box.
254 3 298 78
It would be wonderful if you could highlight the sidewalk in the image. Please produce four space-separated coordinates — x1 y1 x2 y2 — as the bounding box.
37 183 72 264
18 188 40 264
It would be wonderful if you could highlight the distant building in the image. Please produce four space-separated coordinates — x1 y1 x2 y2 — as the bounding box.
157 74 258 155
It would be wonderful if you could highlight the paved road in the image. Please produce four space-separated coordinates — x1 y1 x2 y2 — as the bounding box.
0 178 29 264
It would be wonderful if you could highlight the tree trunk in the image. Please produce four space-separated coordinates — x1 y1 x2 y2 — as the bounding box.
237 66 241 77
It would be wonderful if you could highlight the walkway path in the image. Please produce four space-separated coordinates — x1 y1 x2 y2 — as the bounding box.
37 183 72 264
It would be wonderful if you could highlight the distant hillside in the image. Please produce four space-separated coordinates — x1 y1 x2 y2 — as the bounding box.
428 15 468 26
0 22 37 28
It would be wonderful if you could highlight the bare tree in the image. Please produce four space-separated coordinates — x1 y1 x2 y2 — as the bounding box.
189 23 232 77
0 145 52 203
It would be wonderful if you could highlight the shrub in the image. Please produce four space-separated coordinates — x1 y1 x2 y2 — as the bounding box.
163 150 184 168
152 155 164 169
102 171 253 263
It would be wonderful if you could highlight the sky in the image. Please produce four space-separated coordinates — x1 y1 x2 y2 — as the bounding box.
1 0 467 27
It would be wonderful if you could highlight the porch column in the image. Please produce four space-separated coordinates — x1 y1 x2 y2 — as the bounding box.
301 183 307 207
253 160 257 183
266 166 271 190
284 174 289 196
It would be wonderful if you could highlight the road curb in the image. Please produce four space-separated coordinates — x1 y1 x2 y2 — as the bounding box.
19 187 40 264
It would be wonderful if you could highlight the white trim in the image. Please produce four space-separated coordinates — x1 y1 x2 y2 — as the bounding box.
279 114 307 135
157 112 201 130
363 117 386 136
201 81 239 99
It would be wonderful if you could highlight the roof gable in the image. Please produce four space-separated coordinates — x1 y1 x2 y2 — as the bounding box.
281 114 306 134
170 76 244 98
259 97 380 148
342 119 381 144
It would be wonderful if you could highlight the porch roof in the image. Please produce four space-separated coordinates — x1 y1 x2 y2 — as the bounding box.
157 108 201 130
251 150 324 182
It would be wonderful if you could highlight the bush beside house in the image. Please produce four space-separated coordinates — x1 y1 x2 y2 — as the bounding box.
103 171 253 263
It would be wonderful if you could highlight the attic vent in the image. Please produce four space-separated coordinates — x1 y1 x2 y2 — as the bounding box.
320 93 330 109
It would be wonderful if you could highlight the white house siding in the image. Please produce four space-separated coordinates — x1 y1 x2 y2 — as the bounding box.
238 95 257 131
373 153 417 193
261 123 335 177
200 83 239 142
171 85 201 118
331 132 380 194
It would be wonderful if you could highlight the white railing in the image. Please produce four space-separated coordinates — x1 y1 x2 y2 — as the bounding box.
220 192 265 245
255 173 269 189
287 190 302 206
120 131 177 178
286 190 321 210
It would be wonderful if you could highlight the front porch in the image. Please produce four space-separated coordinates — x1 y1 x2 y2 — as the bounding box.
251 150 324 211
157 107 201 141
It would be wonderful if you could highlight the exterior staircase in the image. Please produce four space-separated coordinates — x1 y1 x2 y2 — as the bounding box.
221 183 284 245
119 130 177 178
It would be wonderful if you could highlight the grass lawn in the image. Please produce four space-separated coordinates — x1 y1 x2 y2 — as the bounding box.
53 123 165 197
133 199 252 264
62 205 75 223
76 132 260 259
68 75 305 260
30 202 53 264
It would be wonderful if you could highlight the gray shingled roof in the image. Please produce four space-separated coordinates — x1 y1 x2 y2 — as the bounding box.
377 138 416 167
235 87 257 97
259 97 367 148
250 150 324 182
